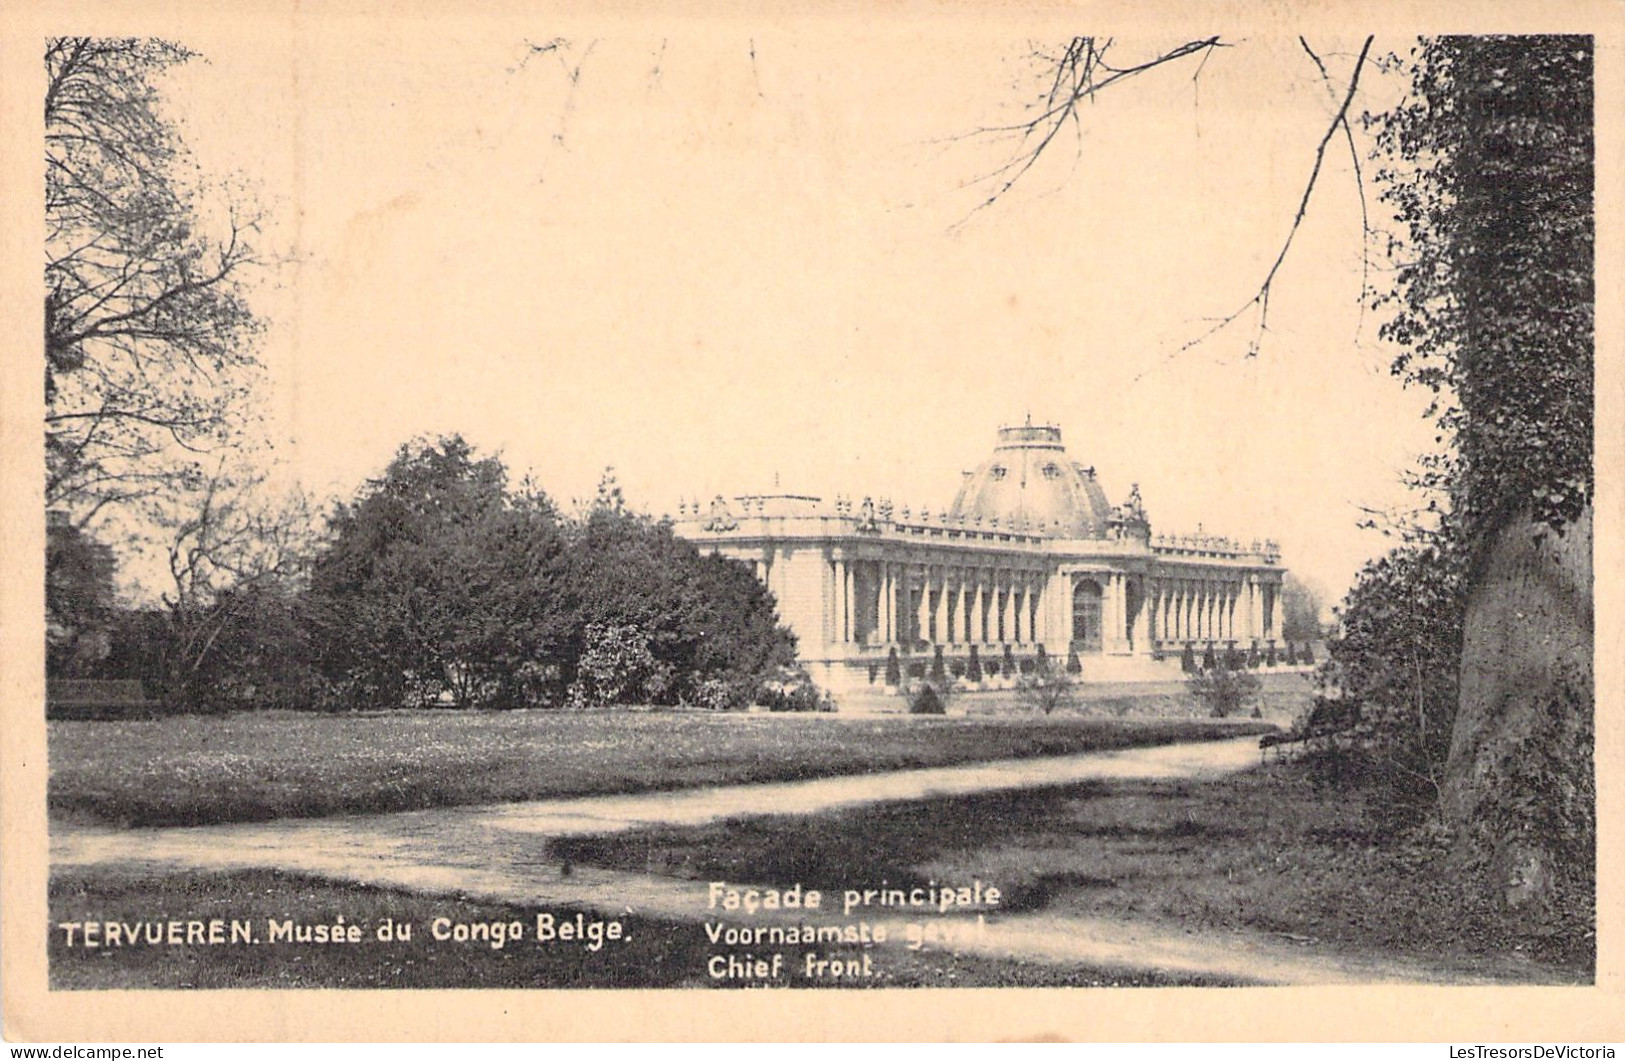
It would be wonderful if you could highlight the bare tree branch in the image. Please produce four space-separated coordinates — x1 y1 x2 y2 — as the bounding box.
1128 34 1376 381
952 37 1230 230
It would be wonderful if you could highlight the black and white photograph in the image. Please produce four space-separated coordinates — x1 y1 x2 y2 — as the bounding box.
3 2 1616 1043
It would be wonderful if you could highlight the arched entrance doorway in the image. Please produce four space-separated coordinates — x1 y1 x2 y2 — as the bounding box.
1072 576 1103 653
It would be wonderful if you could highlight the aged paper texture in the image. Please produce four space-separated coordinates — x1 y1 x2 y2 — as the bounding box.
3 0 1623 1043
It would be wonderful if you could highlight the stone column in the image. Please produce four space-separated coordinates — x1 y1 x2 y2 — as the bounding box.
956 574 968 644
929 565 942 640
1132 576 1151 653
845 558 858 640
915 566 930 645
1270 579 1285 640
879 563 891 643
1101 572 1119 653
826 557 840 646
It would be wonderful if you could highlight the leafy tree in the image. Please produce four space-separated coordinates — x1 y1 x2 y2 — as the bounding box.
1372 37 1592 543
309 437 569 709
186 579 320 711
1366 36 1594 917
1280 573 1326 643
45 38 266 526
155 465 313 710
562 481 794 703
45 514 118 676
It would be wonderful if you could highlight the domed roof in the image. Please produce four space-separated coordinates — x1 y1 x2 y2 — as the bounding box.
948 423 1113 538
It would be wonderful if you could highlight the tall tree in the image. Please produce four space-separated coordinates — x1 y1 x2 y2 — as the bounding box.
562 481 795 703
1371 36 1593 913
156 464 313 709
308 437 570 709
44 38 265 527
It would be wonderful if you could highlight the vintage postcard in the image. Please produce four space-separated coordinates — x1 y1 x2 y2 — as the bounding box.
2 0 1621 1043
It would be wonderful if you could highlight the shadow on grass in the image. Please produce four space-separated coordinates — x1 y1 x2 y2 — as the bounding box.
552 764 1595 978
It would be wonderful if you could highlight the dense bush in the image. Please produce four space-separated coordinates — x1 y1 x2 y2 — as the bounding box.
1320 542 1467 826
569 622 669 707
759 668 833 713
1187 662 1262 718
908 683 946 715
1016 670 1076 715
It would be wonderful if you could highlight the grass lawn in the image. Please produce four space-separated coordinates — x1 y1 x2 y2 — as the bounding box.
47 867 1237 989
49 710 1275 828
551 763 1594 980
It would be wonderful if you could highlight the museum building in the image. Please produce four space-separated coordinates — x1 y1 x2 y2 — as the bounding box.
673 423 1286 693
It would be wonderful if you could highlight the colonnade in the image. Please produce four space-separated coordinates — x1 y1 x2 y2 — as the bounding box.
827 556 1049 647
1146 573 1281 645
820 555 1284 654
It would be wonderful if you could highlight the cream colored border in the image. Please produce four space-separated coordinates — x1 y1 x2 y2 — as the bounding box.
3 0 1622 1042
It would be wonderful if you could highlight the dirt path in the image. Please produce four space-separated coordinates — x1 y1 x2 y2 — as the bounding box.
50 737 1569 986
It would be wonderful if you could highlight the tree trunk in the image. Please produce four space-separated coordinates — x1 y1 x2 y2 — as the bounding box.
1442 505 1593 911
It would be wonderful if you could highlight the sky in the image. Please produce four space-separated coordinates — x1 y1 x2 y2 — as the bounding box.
152 19 1439 607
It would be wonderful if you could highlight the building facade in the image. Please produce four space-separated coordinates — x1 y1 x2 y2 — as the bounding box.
674 423 1286 693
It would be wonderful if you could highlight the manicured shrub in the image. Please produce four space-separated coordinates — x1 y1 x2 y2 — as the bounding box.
909 684 946 715
1181 643 1196 673
759 668 832 712
884 647 901 686
1066 648 1082 675
930 645 947 683
966 645 983 681
1201 644 1217 671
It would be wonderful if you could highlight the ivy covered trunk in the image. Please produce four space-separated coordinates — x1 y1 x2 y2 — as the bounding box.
1442 506 1593 912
